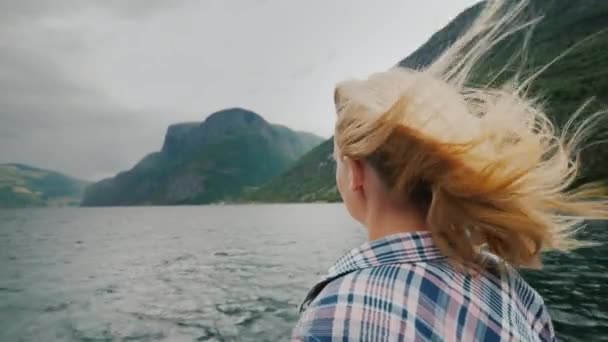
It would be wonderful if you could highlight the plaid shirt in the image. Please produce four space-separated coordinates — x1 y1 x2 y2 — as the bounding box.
292 231 556 341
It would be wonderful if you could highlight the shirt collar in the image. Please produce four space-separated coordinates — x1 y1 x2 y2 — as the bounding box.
301 231 445 311
326 231 445 280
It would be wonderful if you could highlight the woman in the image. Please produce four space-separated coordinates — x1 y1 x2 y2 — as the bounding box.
292 0 608 341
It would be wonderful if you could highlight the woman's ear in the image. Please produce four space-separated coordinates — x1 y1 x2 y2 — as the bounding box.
343 156 364 191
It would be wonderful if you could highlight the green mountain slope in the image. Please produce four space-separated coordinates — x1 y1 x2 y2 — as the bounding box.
80 108 323 206
249 0 608 202
0 164 89 208
243 138 340 202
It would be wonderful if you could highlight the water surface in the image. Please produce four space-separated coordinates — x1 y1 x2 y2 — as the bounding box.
0 205 606 341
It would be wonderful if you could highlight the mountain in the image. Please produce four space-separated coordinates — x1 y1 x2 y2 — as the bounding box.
80 108 323 206
0 164 89 208
248 0 608 202
243 138 340 202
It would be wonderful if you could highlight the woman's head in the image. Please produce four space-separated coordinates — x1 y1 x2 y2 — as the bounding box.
333 0 608 268
333 70 458 230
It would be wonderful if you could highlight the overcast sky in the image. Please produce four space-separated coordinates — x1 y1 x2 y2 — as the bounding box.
0 0 479 180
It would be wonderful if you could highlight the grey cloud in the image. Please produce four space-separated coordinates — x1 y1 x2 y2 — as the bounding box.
0 0 192 24
0 0 193 180
0 0 479 180
97 0 194 18
0 33 166 180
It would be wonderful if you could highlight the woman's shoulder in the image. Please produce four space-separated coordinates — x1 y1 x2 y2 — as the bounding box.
294 259 556 341
309 257 546 310
293 263 443 339
293 264 414 341
321 262 431 295
310 260 462 307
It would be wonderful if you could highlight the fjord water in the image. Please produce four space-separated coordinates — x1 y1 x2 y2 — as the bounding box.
0 205 606 341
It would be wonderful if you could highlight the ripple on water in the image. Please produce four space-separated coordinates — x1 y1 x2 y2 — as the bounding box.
213 295 296 332
176 321 221 341
95 284 119 296
216 303 243 316
64 321 113 342
552 309 601 328
161 253 196 267
235 311 262 327
123 309 225 341
43 302 70 313
121 331 166 341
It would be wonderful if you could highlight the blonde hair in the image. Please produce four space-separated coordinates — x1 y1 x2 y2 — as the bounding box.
334 0 608 268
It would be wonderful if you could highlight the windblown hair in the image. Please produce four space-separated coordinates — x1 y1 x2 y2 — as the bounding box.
333 0 608 268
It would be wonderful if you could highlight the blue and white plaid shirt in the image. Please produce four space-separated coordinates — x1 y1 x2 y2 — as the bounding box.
292 231 556 341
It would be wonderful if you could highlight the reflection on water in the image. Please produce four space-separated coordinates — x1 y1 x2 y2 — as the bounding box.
0 205 606 341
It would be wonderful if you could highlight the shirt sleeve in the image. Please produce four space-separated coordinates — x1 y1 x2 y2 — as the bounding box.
534 302 557 342
291 297 338 342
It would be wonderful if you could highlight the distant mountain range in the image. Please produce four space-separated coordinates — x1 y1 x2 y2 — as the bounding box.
80 108 323 206
0 164 88 208
249 0 608 202
6 0 607 208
